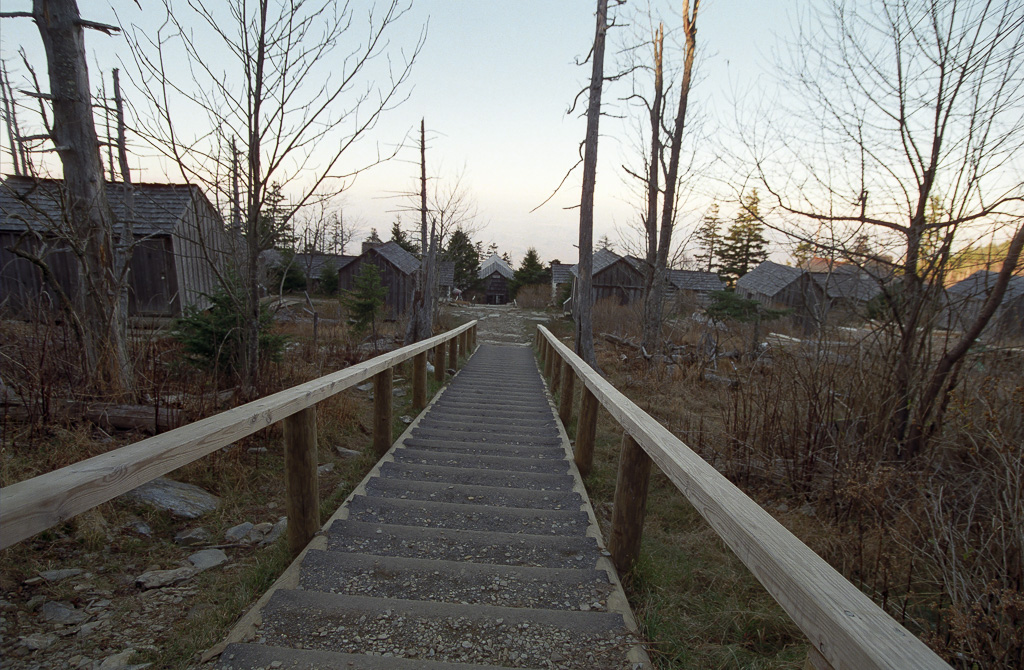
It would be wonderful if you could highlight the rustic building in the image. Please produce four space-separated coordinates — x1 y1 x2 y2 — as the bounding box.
942 270 1024 341
337 240 420 319
261 250 356 293
437 261 455 300
550 262 574 307
0 176 230 318
810 265 882 314
568 249 646 309
478 253 514 305
736 260 827 329
667 269 725 308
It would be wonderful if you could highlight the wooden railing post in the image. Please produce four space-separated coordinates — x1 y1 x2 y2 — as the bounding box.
412 351 427 410
558 360 575 426
372 368 393 456
470 325 477 350
449 334 459 371
551 349 562 393
575 386 598 477
608 432 652 574
434 342 446 382
460 330 469 359
284 406 319 558
544 340 555 378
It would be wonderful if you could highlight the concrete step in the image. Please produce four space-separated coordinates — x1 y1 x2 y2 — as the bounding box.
402 437 565 459
325 520 602 569
378 461 575 491
299 550 615 611
256 590 637 670
392 448 571 474
217 642 500 669
347 495 589 535
363 477 584 511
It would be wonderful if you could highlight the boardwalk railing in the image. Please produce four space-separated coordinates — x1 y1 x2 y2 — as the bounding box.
536 326 949 670
0 321 478 554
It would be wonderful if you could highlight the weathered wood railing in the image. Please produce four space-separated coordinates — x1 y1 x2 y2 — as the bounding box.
0 321 478 554
535 326 949 670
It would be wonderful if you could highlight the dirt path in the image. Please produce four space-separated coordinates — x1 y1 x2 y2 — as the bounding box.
445 304 556 346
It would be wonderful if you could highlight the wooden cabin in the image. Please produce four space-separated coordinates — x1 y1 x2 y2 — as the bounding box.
667 269 725 309
337 241 420 319
478 253 514 304
0 176 231 318
942 270 1024 341
736 260 827 330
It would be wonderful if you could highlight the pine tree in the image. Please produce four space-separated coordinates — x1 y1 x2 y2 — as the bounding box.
511 247 547 298
390 218 420 256
444 228 480 290
693 203 722 272
343 263 388 341
718 190 769 286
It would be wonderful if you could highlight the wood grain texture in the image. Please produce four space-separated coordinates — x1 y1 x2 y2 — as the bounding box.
434 343 445 383
284 407 319 557
449 335 459 371
558 361 575 427
551 351 562 393
412 352 427 410
0 322 475 550
608 432 652 574
372 368 393 457
575 386 599 478
536 326 949 670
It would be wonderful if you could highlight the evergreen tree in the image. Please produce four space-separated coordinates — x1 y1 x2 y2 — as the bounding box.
793 240 815 268
260 182 295 250
597 234 615 251
501 251 512 265
390 218 420 256
693 203 722 272
445 228 480 290
343 263 388 341
718 190 769 286
511 247 548 297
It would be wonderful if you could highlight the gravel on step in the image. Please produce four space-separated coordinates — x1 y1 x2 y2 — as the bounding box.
363 477 584 510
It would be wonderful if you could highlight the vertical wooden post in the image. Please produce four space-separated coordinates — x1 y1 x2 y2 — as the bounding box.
544 340 555 378
551 349 562 393
372 368 393 456
434 343 445 382
608 432 653 574
449 333 459 371
460 331 468 359
412 351 427 410
472 324 477 350
559 360 575 427
575 386 598 477
284 406 319 558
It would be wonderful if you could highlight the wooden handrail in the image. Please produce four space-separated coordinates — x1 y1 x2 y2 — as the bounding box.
537 326 949 670
0 321 477 550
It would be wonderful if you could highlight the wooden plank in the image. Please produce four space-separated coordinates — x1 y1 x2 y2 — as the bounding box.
608 432 652 574
372 368 393 457
575 386 599 478
558 360 575 427
0 321 475 549
551 349 562 393
412 352 427 410
283 406 319 558
544 340 555 378
536 326 950 670
449 334 459 371
434 343 445 383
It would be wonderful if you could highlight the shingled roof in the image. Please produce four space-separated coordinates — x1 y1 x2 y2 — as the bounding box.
0 176 219 237
811 267 882 302
478 253 514 280
947 270 1024 302
736 261 805 297
668 269 725 292
570 249 645 278
372 240 420 275
551 263 573 284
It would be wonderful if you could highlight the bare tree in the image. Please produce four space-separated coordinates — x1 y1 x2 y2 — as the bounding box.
749 0 1024 457
2 1 132 394
125 0 423 391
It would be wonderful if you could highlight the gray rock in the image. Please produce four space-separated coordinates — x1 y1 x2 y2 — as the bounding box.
19 633 57 651
356 383 373 392
399 415 413 424
259 517 287 546
127 519 152 536
246 447 268 454
98 648 136 669
253 522 274 535
40 601 88 624
317 463 335 475
173 527 211 546
392 387 407 397
135 566 195 589
187 549 228 572
335 446 361 459
426 362 435 373
224 522 254 543
39 568 84 582
124 478 220 519
78 620 103 638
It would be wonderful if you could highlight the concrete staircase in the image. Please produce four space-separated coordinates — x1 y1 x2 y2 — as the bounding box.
216 344 649 669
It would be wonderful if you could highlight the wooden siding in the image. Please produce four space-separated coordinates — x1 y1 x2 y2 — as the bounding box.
128 236 180 316
338 251 414 319
593 260 644 305
169 197 230 313
0 232 79 315
484 271 509 304
738 274 827 331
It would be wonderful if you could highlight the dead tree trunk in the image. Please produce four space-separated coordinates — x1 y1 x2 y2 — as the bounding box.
575 0 609 369
32 0 131 394
406 118 433 344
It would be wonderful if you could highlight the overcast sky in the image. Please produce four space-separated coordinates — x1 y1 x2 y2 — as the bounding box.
0 0 795 266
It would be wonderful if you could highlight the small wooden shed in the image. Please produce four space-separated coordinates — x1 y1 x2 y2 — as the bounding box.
478 253 514 305
568 249 646 308
667 269 725 309
736 260 827 329
0 176 230 318
942 270 1024 341
338 240 420 319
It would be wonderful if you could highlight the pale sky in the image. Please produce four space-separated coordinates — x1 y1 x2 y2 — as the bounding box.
0 0 795 267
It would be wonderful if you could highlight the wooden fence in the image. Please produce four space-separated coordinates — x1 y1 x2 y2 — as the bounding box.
536 326 949 670
0 321 478 555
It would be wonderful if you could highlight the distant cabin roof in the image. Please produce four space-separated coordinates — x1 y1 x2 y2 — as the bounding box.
947 270 1024 302
736 261 806 297
570 249 645 278
668 269 725 292
478 253 514 280
262 250 356 276
371 240 420 275
551 263 574 284
437 261 455 286
0 175 221 236
810 268 882 302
